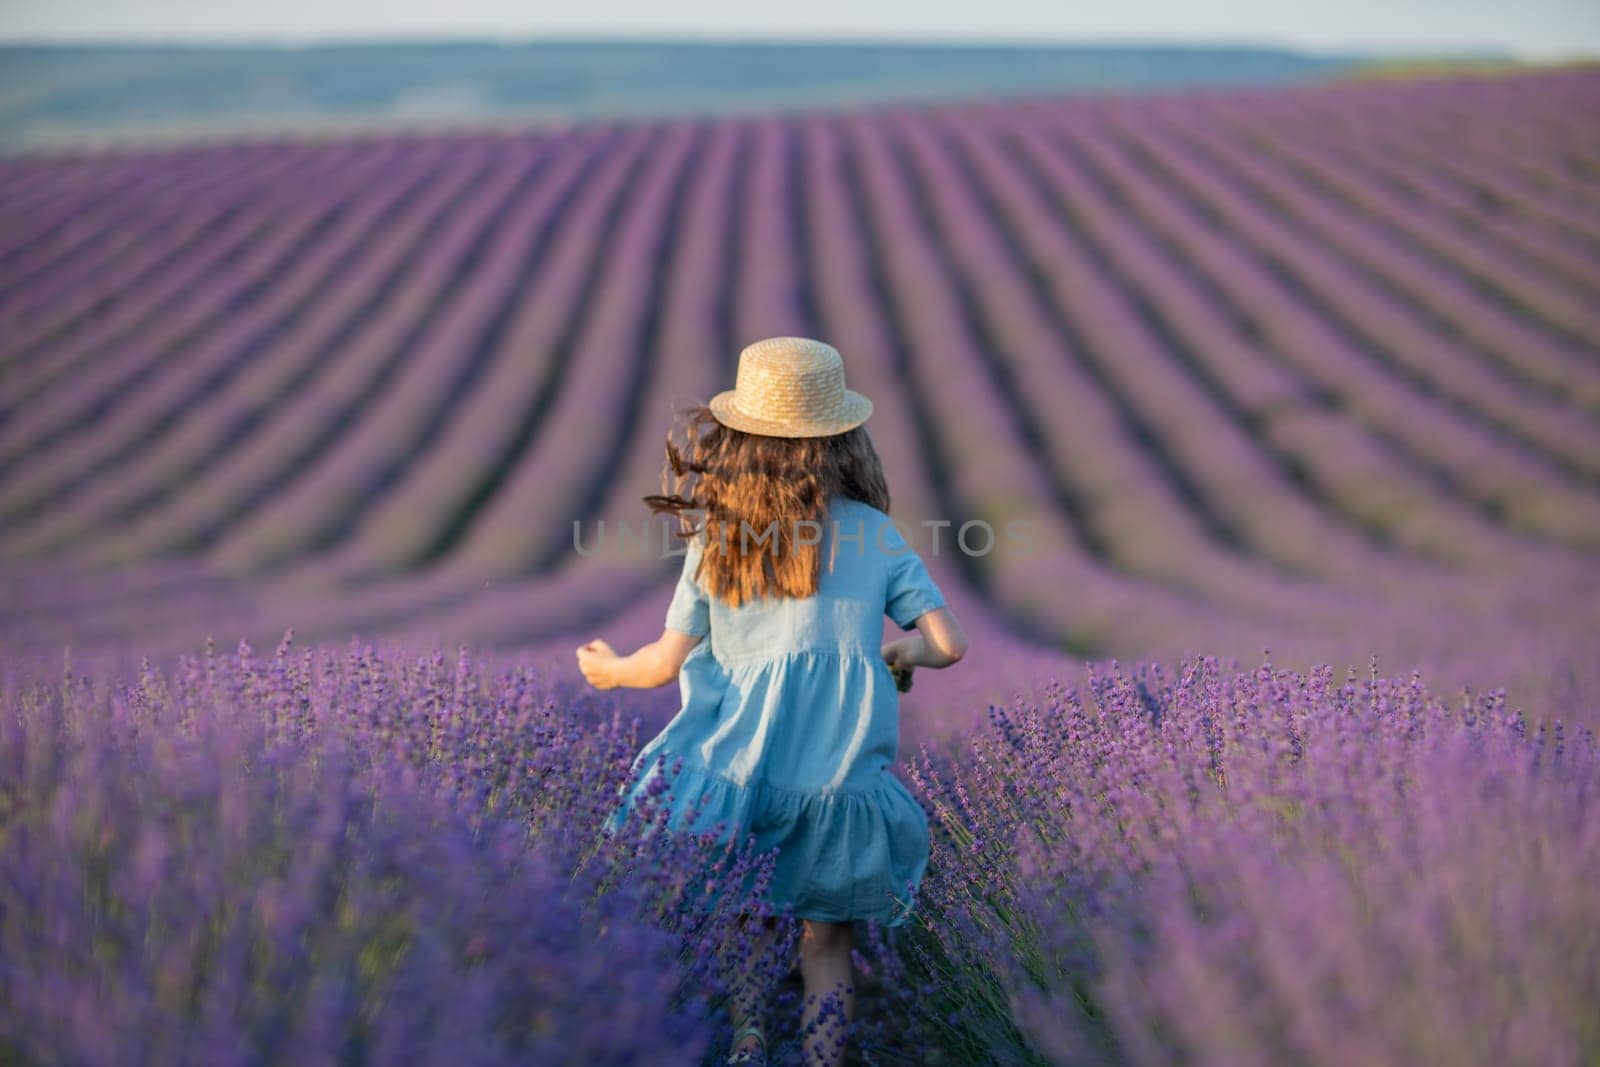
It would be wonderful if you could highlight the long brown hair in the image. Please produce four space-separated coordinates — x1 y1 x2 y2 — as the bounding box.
644 404 891 607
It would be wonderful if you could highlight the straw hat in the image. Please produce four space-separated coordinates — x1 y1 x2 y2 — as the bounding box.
708 337 874 438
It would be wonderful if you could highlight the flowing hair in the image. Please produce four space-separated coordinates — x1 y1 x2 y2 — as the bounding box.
643 404 891 607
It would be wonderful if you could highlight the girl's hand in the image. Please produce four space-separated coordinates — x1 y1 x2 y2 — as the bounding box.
881 638 916 693
576 638 620 690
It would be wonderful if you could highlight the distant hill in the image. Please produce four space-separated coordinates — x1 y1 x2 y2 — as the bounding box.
0 40 1429 151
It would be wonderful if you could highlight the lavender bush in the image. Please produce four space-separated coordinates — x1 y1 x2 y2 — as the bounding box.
5 635 1595 1065
903 656 1599 1066
0 633 803 1065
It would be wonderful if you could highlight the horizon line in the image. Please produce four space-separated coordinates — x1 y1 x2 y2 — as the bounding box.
0 32 1558 62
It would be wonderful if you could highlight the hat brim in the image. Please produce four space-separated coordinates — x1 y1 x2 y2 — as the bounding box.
707 390 873 438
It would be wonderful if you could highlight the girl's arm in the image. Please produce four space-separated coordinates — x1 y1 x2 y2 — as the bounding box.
577 630 702 690
882 606 968 677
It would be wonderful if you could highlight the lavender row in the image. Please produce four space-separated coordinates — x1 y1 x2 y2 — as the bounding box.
928 108 1415 588
1046 114 1572 567
0 146 478 558
4 145 521 561
0 155 465 572
1092 111 1600 547
0 140 438 474
42 135 583 570
1184 103 1600 416
0 143 317 329
1264 93 1600 305
0 141 397 415
34 131 584 570
0 140 296 283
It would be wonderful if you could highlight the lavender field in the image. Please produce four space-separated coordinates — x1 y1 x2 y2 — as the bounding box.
2 66 1599 1064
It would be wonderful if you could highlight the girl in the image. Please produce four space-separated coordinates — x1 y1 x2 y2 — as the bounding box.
576 337 968 1066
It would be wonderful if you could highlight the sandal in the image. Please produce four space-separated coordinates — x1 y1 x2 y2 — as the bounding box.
725 1021 767 1065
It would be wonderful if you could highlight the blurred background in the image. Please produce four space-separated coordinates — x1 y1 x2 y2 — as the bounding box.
2 1 1598 730
2 2 1591 151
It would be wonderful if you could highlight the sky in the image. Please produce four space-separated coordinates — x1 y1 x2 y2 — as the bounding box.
0 0 1596 60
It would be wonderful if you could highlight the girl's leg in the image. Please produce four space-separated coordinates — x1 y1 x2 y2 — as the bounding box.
729 913 782 1055
798 920 855 1067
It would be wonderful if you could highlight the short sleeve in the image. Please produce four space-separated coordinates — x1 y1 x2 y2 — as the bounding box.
882 522 947 631
663 535 711 636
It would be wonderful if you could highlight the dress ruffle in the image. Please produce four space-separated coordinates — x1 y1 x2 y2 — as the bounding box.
608 751 930 927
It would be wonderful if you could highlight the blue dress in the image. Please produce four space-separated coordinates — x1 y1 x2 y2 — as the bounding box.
606 496 947 927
